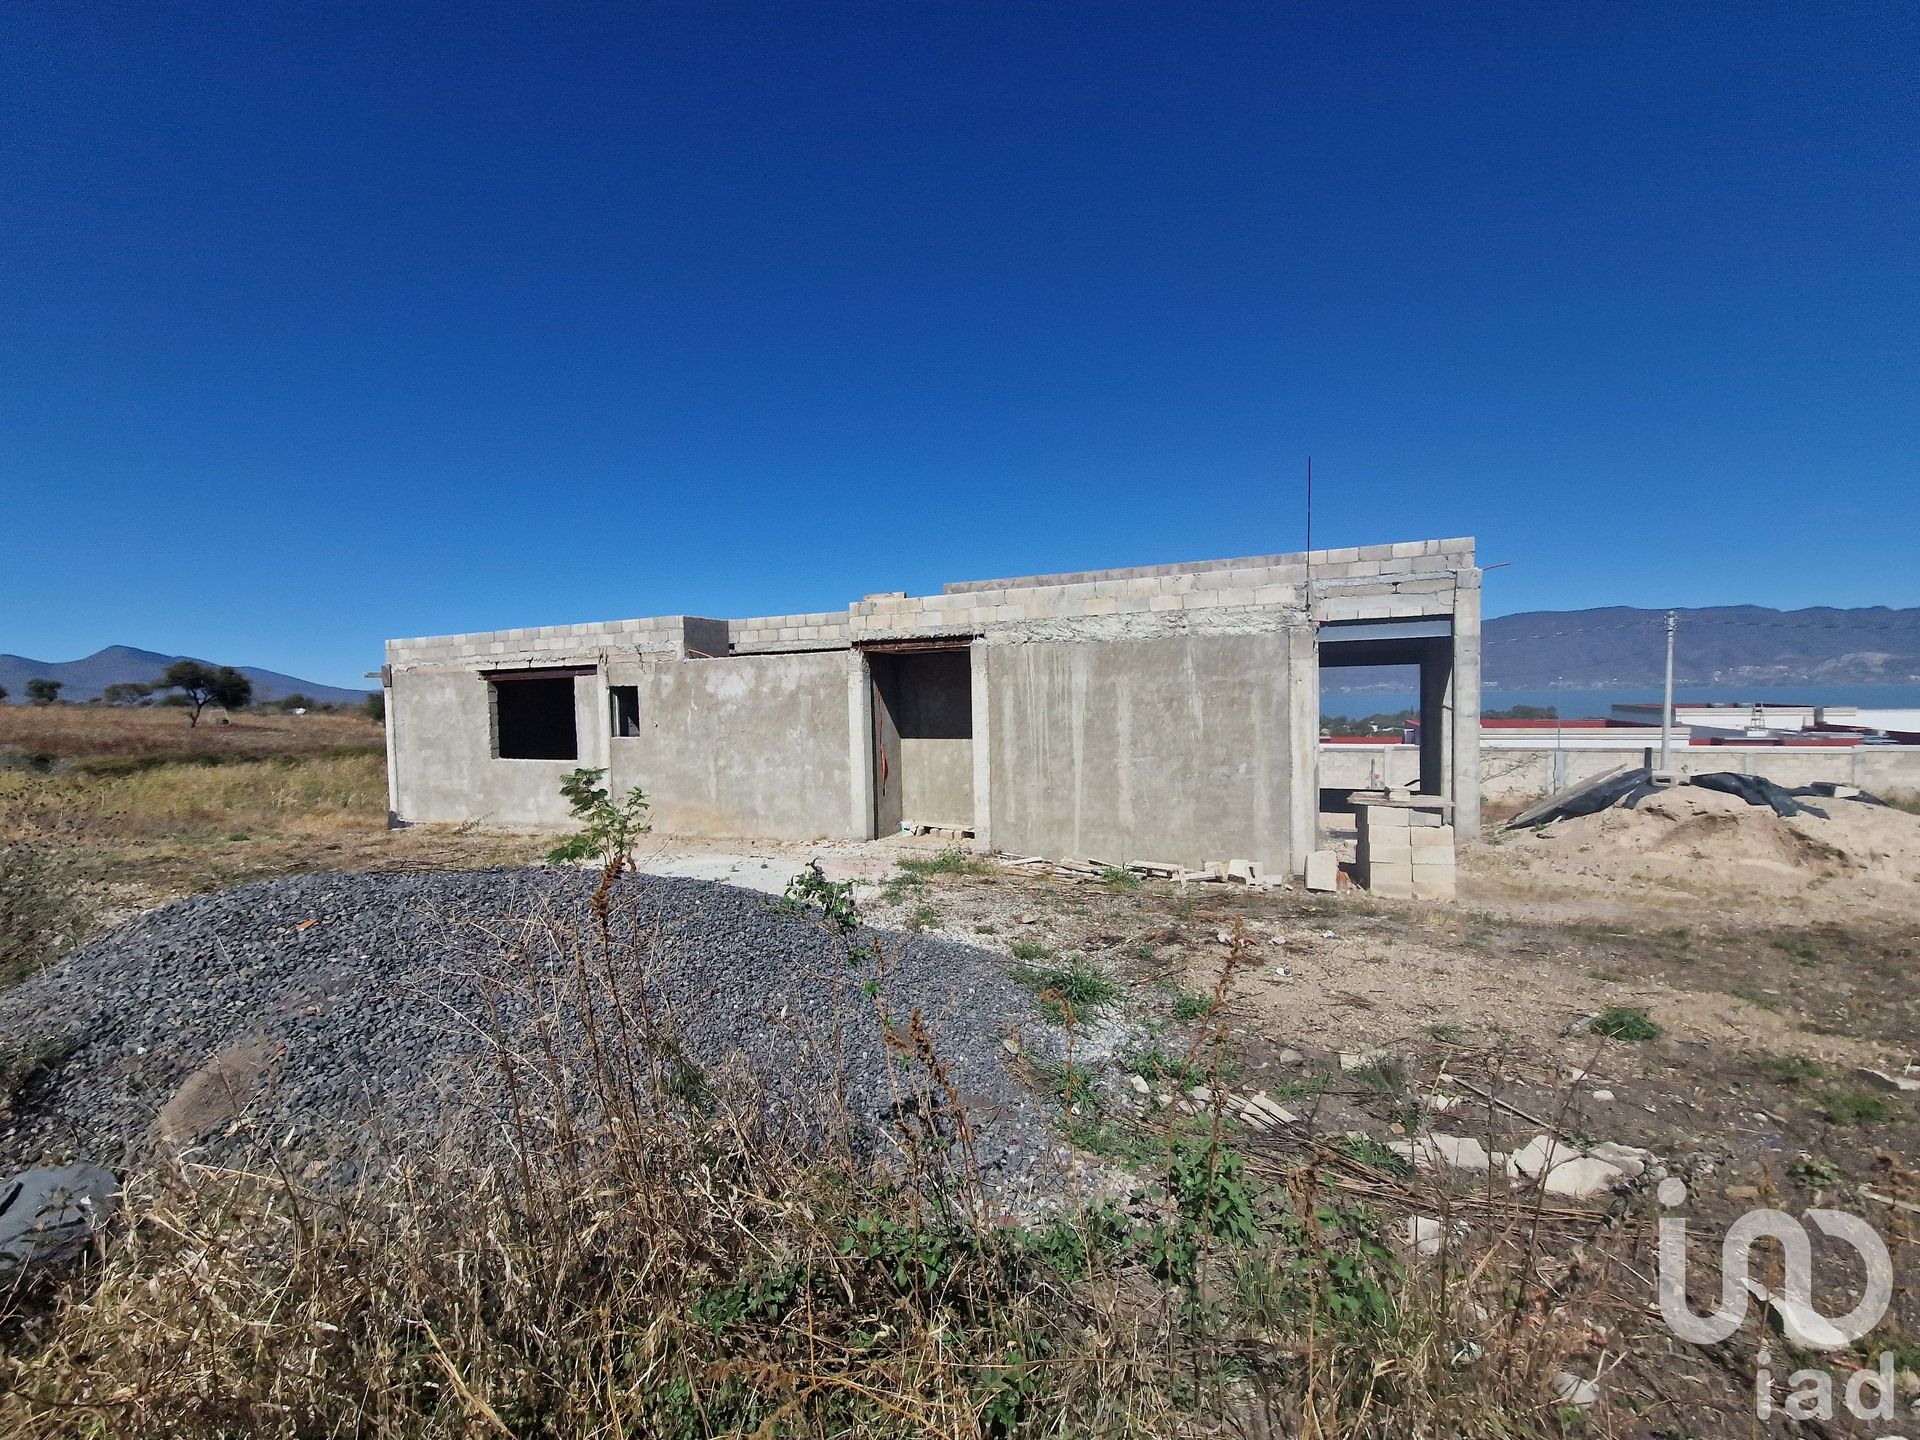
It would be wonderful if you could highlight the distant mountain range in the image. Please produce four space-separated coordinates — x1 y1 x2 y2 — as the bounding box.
0 646 371 706
9 609 1918 706
1320 605 1920 693
1479 605 1920 689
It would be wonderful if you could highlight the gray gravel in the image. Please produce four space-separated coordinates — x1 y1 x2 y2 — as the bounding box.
0 869 1072 1198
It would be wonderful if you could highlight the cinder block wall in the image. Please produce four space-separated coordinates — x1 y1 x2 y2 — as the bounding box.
984 631 1299 873
609 651 858 840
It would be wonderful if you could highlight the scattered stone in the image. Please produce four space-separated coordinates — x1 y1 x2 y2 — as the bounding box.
1853 1067 1920 1094
1403 1215 1446 1257
1745 1279 1854 1351
1552 1372 1600 1408
1339 1047 1390 1072
1275 1048 1306 1067
1724 1184 1760 1201
1129 1074 1150 1095
1590 1089 1614 1101
1392 1132 1499 1173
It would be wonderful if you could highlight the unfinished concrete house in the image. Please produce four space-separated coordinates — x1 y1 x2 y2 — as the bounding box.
381 538 1481 877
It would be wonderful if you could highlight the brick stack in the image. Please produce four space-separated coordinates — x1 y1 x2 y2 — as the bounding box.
1355 800 1456 902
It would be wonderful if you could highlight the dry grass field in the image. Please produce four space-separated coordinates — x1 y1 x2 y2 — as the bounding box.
0 705 539 941
0 702 385 764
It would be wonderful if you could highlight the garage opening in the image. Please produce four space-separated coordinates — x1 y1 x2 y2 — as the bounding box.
866 644 973 835
488 670 582 760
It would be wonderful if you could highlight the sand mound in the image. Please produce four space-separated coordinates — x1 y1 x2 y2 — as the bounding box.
1486 784 1920 919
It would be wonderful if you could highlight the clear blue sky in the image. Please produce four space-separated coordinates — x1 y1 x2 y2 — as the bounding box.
3 2 1914 689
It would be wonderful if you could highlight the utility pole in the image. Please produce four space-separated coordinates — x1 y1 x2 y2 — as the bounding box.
1658 610 1678 773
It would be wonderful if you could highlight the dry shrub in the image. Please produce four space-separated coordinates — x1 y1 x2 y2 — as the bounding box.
0 871 1618 1439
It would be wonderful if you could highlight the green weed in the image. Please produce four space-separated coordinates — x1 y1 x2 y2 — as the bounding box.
1590 1007 1662 1042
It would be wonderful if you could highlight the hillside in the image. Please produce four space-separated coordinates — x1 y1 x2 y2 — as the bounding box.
0 645 370 705
1480 605 1920 688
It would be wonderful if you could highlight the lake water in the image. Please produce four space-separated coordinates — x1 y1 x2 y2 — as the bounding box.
1319 682 1920 721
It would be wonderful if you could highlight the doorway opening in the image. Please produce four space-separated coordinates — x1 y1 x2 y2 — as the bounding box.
866 645 974 836
1317 620 1454 816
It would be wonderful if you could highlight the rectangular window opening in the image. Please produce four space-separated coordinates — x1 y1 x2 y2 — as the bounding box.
609 685 641 737
491 675 579 760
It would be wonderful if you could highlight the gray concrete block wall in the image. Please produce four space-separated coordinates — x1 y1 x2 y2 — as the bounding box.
608 651 858 840
985 631 1297 873
727 611 853 653
388 667 599 827
943 538 1474 594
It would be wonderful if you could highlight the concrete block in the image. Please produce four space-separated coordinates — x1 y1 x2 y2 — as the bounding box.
1149 594 1181 612
1368 869 1415 899
1082 597 1117 615
1408 826 1453 848
1305 850 1339 892
1407 809 1442 827
1411 846 1455 867
1363 805 1410 828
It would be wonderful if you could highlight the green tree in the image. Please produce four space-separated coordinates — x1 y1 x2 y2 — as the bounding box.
25 678 63 705
363 691 386 724
103 682 153 706
155 661 253 726
0 684 8 703
275 693 314 713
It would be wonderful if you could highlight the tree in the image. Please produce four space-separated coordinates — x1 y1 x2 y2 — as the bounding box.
363 691 386 724
275 693 314 713
155 661 253 726
0 684 8 703
103 682 153 707
25 678 63 705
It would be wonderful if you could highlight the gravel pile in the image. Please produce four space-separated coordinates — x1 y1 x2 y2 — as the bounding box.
0 870 1071 1198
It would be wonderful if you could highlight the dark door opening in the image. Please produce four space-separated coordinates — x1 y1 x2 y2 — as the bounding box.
867 647 974 834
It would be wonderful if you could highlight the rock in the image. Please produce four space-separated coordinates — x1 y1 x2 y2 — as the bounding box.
1724 1184 1760 1201
0 1165 118 1279
1509 1133 1635 1198
1403 1215 1446 1257
1425 1092 1461 1112
1275 1048 1305 1067
1552 1372 1600 1407
1744 1279 1854 1351
1339 1047 1389 1072
1392 1132 1498 1173
1129 1074 1150 1095
1853 1067 1920 1094
1540 1157 1630 1198
1590 1089 1614 1101
1243 1092 1298 1125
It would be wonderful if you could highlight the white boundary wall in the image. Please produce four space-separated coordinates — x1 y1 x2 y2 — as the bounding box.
1322 743 1920 800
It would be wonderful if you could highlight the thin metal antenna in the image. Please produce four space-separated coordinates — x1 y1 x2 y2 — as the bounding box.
1305 455 1313 554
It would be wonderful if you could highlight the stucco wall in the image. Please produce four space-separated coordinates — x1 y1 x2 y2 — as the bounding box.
390 668 602 826
985 632 1296 872
610 652 855 839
